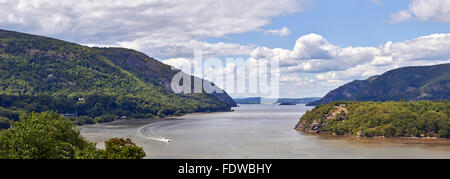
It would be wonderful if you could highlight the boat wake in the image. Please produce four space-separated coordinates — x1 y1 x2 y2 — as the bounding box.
139 121 173 143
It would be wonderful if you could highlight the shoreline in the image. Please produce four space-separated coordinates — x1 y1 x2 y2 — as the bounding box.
77 108 235 128
296 129 450 141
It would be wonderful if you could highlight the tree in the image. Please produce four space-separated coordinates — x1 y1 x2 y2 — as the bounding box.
0 111 146 159
0 111 92 159
98 138 146 159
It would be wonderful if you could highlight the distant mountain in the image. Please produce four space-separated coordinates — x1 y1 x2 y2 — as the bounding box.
0 29 235 124
278 98 321 104
234 97 263 104
307 79 373 106
235 97 320 104
308 63 450 106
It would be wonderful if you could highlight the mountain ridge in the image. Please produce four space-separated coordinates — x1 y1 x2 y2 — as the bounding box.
308 63 450 106
0 28 235 124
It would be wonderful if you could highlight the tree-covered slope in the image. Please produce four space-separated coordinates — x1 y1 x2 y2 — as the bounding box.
307 64 450 106
0 29 235 125
296 101 450 138
307 80 370 106
357 64 450 101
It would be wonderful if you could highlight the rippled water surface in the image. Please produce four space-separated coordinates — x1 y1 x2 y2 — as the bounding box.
81 104 450 159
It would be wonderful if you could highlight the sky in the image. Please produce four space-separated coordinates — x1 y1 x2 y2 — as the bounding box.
0 0 449 98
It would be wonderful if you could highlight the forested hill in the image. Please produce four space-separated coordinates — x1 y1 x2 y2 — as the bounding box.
308 63 450 106
0 29 235 126
296 101 449 138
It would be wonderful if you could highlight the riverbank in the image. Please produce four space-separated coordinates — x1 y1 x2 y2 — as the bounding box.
77 109 234 127
298 130 450 140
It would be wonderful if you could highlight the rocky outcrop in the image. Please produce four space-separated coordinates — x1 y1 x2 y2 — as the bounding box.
296 104 348 134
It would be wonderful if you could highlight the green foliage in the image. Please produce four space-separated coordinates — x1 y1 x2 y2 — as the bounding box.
0 29 234 127
297 101 450 138
0 111 146 159
0 111 91 159
97 138 146 159
308 63 450 106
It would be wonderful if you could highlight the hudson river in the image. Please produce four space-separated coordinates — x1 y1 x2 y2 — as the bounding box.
81 104 450 159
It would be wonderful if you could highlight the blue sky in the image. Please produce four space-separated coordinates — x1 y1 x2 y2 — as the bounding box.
1 0 449 98
208 0 450 49
196 0 450 98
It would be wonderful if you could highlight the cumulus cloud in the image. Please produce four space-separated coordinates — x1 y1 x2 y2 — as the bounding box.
410 0 450 22
0 0 304 59
163 32 450 97
252 33 450 72
248 33 450 97
264 27 291 36
117 39 255 59
251 33 379 72
389 0 450 23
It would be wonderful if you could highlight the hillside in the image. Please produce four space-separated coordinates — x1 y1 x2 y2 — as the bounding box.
0 29 235 125
296 101 450 138
308 64 450 106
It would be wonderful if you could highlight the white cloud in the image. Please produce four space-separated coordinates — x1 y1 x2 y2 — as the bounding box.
389 10 413 23
247 33 450 97
389 0 450 23
166 32 450 97
251 33 379 72
381 33 450 62
0 0 305 59
410 0 450 22
264 27 291 36
291 33 340 60
162 58 193 70
252 33 450 73
117 39 255 59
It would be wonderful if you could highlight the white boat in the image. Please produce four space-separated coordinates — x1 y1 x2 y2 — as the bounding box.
162 138 172 143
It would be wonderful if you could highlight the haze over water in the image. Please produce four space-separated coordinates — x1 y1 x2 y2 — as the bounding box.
81 104 450 159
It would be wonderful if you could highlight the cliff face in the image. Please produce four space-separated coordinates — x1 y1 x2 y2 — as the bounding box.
296 104 348 134
307 63 450 106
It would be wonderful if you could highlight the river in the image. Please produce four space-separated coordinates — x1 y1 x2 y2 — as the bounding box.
80 104 450 159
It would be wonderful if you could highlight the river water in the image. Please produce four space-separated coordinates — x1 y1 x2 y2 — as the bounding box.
80 104 450 159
